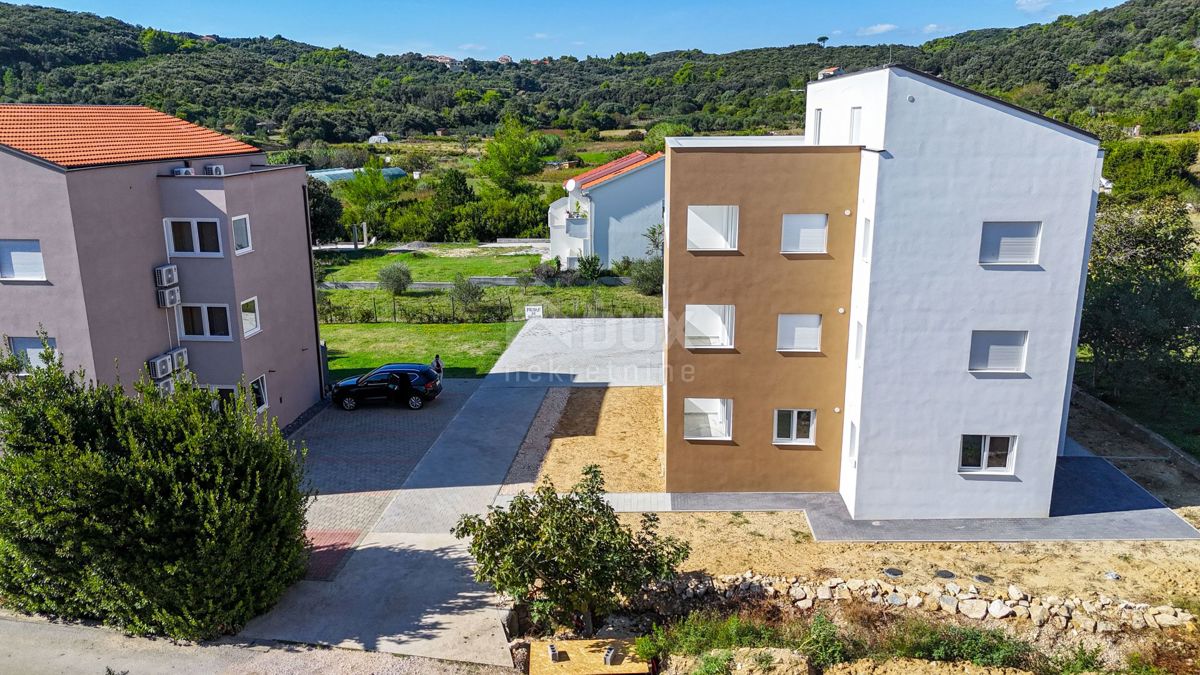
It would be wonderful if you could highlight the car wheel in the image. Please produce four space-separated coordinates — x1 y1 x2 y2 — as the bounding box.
406 395 424 410
340 396 358 411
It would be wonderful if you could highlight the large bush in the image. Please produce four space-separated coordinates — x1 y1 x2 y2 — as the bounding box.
0 346 310 640
630 256 664 295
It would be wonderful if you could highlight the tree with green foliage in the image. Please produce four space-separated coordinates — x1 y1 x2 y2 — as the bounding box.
307 176 344 244
1080 197 1200 400
0 341 309 640
138 28 183 55
1102 139 1198 201
477 116 543 193
453 465 688 635
377 262 412 296
641 122 694 154
335 156 398 239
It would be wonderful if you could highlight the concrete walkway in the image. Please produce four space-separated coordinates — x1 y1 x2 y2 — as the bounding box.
486 318 663 387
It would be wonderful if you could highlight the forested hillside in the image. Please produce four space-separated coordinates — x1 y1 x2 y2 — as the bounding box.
0 0 1197 143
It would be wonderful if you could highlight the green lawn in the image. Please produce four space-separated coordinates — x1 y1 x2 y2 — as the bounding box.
319 284 662 322
321 322 522 380
316 246 541 282
578 151 618 163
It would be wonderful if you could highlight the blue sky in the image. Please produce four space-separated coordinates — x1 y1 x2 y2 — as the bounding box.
40 0 1124 60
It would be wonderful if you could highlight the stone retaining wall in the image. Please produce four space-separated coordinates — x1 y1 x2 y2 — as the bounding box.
637 571 1195 634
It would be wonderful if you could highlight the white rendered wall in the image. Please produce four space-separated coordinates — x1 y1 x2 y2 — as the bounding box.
587 159 665 267
820 69 1101 519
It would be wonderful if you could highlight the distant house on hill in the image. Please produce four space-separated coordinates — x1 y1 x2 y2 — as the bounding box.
307 167 407 184
497 55 513 64
548 150 664 269
818 66 844 80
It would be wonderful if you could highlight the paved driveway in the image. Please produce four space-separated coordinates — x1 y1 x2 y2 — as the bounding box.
486 318 663 386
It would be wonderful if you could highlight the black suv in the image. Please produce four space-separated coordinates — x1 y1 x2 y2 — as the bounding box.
331 363 443 411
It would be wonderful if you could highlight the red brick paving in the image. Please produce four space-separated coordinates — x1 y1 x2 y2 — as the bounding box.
305 529 361 581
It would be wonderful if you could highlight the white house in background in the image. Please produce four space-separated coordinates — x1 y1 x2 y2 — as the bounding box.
548 151 664 269
662 65 1103 521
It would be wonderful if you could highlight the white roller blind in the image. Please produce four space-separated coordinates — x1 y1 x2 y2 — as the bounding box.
979 222 1041 264
969 331 1028 372
781 214 828 253
0 240 45 279
777 314 822 351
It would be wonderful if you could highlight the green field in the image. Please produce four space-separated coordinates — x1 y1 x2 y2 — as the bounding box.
319 284 662 322
317 246 541 282
321 322 522 379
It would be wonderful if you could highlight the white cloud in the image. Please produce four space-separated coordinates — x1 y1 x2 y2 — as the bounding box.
857 23 898 36
922 23 944 34
532 32 550 40
1015 0 1052 12
458 43 487 51
830 30 843 36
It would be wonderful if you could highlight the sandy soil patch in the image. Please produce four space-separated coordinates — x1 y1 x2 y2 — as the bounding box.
502 386 664 494
621 510 1200 605
825 658 1030 675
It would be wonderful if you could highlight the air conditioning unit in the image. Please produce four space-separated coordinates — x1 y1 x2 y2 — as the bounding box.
154 376 176 396
203 164 225 176
147 354 174 379
171 167 195 176
153 264 179 288
167 346 189 371
156 286 182 308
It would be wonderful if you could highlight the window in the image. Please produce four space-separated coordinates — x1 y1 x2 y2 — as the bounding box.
979 221 1041 265
687 205 738 250
683 398 732 440
250 375 269 412
959 435 1016 473
232 215 253 254
780 214 828 254
848 422 858 459
167 219 222 256
777 314 822 352
969 330 1028 373
179 304 232 340
684 304 735 348
849 107 862 144
8 336 56 374
774 409 815 445
0 240 45 280
812 109 822 144
240 297 261 338
854 321 865 365
860 217 873 262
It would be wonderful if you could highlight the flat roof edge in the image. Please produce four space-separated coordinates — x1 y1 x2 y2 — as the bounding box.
666 136 808 149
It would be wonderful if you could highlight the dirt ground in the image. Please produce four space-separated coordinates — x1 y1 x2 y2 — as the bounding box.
591 388 1200 607
503 386 664 493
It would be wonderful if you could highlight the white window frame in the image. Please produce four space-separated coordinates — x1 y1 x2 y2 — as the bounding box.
978 221 1042 266
240 296 262 339
854 321 865 365
7 336 56 375
968 330 1028 373
773 408 816 446
231 214 253 255
860 217 873 262
684 304 735 349
0 239 46 281
958 434 1017 475
177 303 233 342
249 374 269 413
686 205 739 251
683 397 732 441
780 214 828 254
776 314 822 353
848 106 862 144
165 218 224 258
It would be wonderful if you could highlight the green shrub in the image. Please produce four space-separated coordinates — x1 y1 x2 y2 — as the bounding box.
883 620 1033 669
630 256 663 295
377 261 413 295
611 256 635 277
577 254 603 281
800 614 848 668
0 345 309 640
1049 645 1105 674
693 651 734 675
449 273 485 308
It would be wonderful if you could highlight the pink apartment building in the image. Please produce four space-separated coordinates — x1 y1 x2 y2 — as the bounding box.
0 105 323 428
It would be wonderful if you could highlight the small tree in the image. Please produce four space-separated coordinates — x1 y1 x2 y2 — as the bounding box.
630 256 664 296
377 262 413 296
577 254 603 282
515 269 535 293
644 223 665 256
453 466 688 635
478 116 543 193
449 273 485 309
307 176 344 244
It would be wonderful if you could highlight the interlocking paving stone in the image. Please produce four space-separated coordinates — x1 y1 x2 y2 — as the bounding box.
306 530 361 581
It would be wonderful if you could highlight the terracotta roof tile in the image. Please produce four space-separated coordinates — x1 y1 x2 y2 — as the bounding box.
576 151 663 190
0 104 260 168
565 150 664 191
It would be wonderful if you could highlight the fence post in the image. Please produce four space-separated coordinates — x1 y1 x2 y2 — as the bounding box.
392 297 397 322
372 297 378 323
